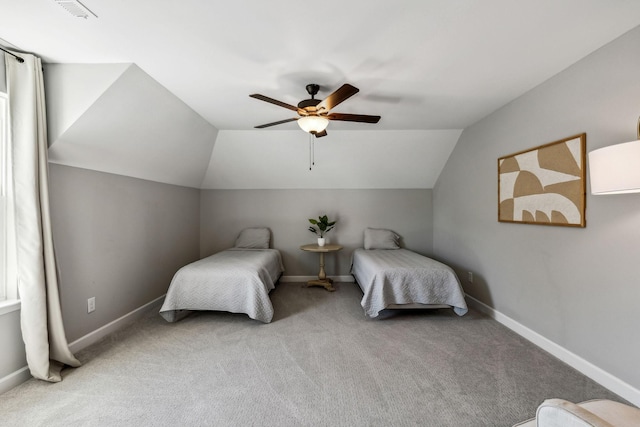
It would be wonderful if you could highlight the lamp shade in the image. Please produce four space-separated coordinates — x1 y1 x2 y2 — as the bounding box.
589 139 640 194
298 116 329 134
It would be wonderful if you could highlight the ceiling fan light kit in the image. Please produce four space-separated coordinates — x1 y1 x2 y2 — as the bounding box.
298 116 329 134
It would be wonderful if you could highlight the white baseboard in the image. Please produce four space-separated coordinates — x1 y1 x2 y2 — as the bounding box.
1 296 166 395
68 295 165 354
280 275 355 283
0 366 31 395
466 295 640 407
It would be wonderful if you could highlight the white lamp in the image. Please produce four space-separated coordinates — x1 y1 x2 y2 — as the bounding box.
298 116 329 134
589 117 640 195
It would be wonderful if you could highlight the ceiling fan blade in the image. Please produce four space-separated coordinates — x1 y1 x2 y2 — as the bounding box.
316 84 359 112
250 94 300 112
254 118 298 129
326 113 381 123
314 130 328 138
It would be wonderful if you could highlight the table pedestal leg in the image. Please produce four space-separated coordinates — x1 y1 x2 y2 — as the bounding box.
306 252 335 291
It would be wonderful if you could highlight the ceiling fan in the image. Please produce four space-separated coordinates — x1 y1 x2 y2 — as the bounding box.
250 83 381 138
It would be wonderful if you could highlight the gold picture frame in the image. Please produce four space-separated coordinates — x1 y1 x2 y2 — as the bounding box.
498 133 586 227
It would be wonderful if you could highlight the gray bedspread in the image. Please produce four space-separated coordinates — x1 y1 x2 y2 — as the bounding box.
351 248 468 318
160 248 284 323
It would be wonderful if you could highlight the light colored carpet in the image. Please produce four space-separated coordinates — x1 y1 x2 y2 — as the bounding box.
0 282 623 426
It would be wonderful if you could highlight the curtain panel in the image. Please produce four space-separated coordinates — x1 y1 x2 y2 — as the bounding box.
6 52 80 382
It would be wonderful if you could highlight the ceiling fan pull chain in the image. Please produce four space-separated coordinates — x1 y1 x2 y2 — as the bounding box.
309 133 312 170
312 136 315 166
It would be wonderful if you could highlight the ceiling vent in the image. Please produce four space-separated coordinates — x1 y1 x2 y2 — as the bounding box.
54 0 97 19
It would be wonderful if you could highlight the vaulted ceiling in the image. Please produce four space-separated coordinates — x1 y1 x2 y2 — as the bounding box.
2 1 640 188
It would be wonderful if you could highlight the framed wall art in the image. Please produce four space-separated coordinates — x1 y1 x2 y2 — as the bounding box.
498 133 586 227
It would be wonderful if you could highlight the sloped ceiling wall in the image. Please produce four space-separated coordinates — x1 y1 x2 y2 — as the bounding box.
45 63 129 144
45 63 218 188
43 63 462 189
201 130 462 189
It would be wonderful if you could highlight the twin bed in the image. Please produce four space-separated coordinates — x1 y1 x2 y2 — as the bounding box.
160 227 467 323
351 228 468 318
159 228 284 323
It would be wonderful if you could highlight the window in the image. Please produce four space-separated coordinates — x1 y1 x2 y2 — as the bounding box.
0 93 7 300
0 91 16 302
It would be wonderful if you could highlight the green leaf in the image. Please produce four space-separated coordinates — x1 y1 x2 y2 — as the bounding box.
308 214 337 236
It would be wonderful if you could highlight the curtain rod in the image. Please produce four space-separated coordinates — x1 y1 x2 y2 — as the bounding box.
0 46 24 63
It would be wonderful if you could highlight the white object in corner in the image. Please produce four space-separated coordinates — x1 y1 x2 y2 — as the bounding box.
589 139 640 195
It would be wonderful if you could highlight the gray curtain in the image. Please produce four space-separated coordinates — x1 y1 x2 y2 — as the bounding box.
6 52 80 382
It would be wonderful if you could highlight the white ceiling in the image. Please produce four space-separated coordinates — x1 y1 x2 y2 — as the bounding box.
2 1 640 189
3 0 640 132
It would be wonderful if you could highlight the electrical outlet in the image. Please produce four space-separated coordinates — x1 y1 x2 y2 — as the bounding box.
467 271 473 283
87 297 95 313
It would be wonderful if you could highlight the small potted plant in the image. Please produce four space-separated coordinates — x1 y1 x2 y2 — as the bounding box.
308 215 336 247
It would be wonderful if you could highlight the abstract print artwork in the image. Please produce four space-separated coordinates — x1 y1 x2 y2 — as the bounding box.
498 133 586 227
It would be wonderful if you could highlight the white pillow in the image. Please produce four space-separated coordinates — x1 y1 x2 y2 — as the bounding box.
234 227 270 249
364 228 400 250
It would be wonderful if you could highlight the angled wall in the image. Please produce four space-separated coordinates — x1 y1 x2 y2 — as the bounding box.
202 129 462 189
433 25 640 404
45 63 218 188
44 63 129 145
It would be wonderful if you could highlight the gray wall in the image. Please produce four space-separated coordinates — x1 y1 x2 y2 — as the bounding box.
49 164 201 342
433 26 640 392
0 309 25 383
200 189 433 277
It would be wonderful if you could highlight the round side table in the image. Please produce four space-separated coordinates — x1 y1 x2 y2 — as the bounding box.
299 244 343 291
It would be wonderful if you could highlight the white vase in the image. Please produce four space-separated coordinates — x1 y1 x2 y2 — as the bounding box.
317 237 326 247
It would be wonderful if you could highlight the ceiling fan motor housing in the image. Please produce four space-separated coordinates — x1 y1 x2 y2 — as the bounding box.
305 84 320 97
